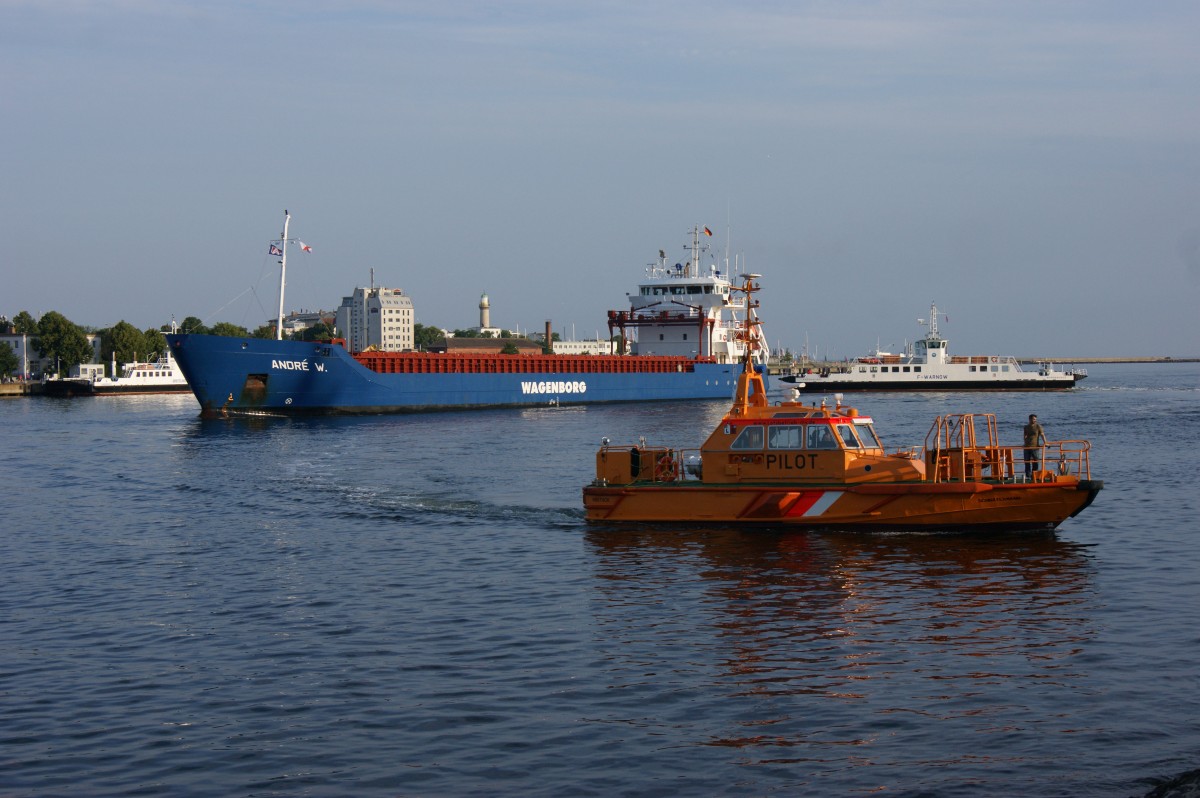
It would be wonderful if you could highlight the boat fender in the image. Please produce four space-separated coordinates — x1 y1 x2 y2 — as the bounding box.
1058 456 1069 476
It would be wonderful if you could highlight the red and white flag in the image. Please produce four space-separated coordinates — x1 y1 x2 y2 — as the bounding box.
299 241 313 253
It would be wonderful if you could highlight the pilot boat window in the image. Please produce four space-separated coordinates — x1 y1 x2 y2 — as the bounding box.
854 423 882 448
836 425 861 448
806 425 838 450
768 427 804 450
731 425 765 450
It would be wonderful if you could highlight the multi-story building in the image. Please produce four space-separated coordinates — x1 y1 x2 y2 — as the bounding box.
335 287 415 353
279 310 336 338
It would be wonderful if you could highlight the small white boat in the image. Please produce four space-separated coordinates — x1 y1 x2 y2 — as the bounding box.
781 302 1086 392
45 349 190 397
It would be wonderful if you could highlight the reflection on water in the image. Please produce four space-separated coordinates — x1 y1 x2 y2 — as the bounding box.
586 528 1096 768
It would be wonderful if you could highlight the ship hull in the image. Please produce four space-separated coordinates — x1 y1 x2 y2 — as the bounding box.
167 334 747 416
583 479 1103 531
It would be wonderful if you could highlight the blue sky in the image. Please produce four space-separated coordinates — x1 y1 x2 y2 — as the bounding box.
3 1 1198 357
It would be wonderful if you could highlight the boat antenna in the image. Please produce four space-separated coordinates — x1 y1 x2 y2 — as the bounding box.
275 210 290 341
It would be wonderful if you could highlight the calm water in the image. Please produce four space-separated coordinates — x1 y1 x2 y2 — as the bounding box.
2 363 1198 797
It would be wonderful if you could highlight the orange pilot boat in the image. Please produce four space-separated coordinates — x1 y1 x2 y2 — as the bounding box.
582 276 1103 532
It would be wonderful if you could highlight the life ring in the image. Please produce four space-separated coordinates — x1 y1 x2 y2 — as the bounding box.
656 454 676 481
990 356 998 363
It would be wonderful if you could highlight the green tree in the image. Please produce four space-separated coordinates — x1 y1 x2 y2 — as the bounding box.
500 341 521 354
251 324 276 339
209 322 250 337
293 322 334 342
413 323 444 351
451 328 484 338
100 321 148 375
0 342 18 378
180 316 208 335
143 328 167 356
13 310 38 334
36 311 93 374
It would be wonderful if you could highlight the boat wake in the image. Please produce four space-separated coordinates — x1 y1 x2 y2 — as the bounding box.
309 480 584 529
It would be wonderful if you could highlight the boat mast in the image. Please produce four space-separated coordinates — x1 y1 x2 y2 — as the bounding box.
687 226 701 278
276 210 290 341
730 273 767 415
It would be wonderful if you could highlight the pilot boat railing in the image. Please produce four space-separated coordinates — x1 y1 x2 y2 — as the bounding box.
923 413 1092 484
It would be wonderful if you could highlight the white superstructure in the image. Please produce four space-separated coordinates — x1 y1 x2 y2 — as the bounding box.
607 226 767 364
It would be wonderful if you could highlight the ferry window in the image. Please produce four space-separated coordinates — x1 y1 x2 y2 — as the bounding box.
768 427 804 449
1002 365 1010 372
903 366 911 372
731 425 765 450
854 423 882 448
914 366 922 373
688 285 702 294
682 334 687 340
892 367 901 373
837 424 860 448
807 425 838 450
991 365 999 372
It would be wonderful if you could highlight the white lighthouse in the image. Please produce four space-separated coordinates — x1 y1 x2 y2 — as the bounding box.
479 293 491 330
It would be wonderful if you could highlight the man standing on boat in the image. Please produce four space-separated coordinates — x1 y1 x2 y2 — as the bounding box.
1024 414 1046 478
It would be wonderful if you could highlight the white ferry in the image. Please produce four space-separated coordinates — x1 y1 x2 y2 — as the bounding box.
605 226 768 365
781 303 1086 392
45 348 190 397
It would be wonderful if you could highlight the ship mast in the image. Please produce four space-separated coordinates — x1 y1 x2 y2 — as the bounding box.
730 273 768 415
275 210 290 341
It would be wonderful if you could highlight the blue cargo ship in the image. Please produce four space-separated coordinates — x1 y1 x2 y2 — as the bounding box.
169 219 767 417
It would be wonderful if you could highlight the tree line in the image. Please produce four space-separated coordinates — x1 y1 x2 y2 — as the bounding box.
0 310 336 379
0 311 558 379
